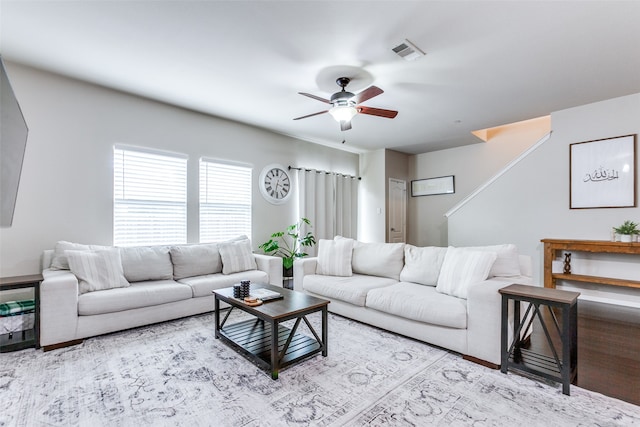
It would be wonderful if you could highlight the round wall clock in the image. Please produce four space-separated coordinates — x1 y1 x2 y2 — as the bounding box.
259 164 292 205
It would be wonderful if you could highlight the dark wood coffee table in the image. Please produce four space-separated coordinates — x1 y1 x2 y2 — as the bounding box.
213 283 329 379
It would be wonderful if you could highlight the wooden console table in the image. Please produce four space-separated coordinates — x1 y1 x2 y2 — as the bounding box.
542 239 640 289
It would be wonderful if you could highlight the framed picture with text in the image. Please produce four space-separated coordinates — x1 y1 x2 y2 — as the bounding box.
570 134 637 209
411 175 455 197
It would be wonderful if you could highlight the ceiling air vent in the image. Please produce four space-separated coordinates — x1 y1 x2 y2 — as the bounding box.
392 39 425 61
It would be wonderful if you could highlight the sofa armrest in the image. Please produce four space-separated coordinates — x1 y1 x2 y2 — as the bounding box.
42 249 54 270
466 276 532 366
40 269 80 347
293 257 317 292
253 254 283 287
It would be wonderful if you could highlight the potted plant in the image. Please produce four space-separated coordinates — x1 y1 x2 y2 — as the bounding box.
259 218 317 277
613 220 639 242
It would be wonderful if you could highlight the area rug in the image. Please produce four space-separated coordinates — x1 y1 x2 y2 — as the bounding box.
1 311 639 426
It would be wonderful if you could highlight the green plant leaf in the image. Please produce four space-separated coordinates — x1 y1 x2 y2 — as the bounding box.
282 257 294 269
614 219 640 234
258 218 317 261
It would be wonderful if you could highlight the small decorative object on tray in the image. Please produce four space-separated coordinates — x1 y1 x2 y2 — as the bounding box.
250 288 283 301
240 280 250 298
243 296 263 307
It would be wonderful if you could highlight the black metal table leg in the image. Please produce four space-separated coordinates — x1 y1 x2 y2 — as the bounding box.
322 306 328 357
271 319 279 380
214 296 220 339
513 297 522 363
501 294 509 373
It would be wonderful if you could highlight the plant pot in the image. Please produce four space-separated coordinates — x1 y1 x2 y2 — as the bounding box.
283 266 293 278
620 234 633 243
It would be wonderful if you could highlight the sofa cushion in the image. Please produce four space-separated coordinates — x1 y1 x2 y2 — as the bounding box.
170 243 222 279
436 247 497 299
66 248 130 294
351 241 405 280
50 241 109 270
119 246 173 282
178 270 269 298
316 238 354 277
219 237 257 274
303 273 396 306
466 244 521 277
400 245 448 286
366 282 468 329
77 280 192 315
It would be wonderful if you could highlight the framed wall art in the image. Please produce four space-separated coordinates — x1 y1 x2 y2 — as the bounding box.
411 175 455 197
570 134 637 209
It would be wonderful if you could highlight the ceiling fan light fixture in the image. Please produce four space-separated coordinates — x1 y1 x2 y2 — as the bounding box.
329 105 357 122
295 76 397 130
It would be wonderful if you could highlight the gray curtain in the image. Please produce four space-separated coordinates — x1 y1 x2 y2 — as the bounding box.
296 169 358 256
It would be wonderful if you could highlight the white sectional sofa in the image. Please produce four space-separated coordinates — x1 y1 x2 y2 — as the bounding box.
40 237 282 350
294 238 532 367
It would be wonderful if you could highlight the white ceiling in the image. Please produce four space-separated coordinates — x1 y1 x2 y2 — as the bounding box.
2 1 640 154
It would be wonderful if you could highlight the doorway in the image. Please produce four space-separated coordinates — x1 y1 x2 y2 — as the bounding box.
388 178 406 243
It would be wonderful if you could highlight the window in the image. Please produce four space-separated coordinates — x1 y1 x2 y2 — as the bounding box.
200 159 252 242
114 146 187 246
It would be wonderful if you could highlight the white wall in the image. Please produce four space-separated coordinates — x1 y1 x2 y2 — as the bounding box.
358 149 386 242
408 119 548 246
0 62 358 276
448 93 640 306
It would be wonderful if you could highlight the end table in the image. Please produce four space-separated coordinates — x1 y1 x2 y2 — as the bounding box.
499 284 579 395
0 274 43 352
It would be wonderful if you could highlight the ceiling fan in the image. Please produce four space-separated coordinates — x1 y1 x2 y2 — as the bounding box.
293 77 398 131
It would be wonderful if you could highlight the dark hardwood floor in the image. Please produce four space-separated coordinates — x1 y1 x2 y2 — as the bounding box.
527 299 640 405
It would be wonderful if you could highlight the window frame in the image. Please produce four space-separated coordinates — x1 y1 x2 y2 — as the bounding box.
199 157 252 243
113 144 188 247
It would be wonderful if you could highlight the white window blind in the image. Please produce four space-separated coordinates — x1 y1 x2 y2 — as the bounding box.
200 160 252 242
114 146 187 246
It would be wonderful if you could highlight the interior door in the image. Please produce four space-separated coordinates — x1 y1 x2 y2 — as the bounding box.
388 178 406 243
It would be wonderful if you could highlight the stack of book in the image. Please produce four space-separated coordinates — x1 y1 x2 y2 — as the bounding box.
250 288 283 301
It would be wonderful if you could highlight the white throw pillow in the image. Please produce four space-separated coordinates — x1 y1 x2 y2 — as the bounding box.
119 246 173 282
467 244 521 277
170 244 222 279
66 248 130 294
50 241 109 270
400 245 449 286
350 240 405 280
435 247 497 299
219 238 257 275
316 238 354 277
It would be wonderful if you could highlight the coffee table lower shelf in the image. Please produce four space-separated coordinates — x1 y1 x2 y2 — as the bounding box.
217 318 322 378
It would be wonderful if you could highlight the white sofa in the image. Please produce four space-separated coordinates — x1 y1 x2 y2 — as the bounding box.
40 237 282 350
294 238 532 367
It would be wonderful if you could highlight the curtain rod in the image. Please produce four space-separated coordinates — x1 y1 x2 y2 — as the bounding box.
288 166 361 180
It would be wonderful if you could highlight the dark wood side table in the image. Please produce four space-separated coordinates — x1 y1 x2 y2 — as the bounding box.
499 284 580 395
0 274 43 352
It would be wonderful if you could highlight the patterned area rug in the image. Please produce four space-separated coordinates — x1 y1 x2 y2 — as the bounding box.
2 311 639 426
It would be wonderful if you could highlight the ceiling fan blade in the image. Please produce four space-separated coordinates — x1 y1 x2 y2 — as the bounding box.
298 92 331 104
340 120 352 131
293 110 328 120
354 86 383 104
358 106 398 119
